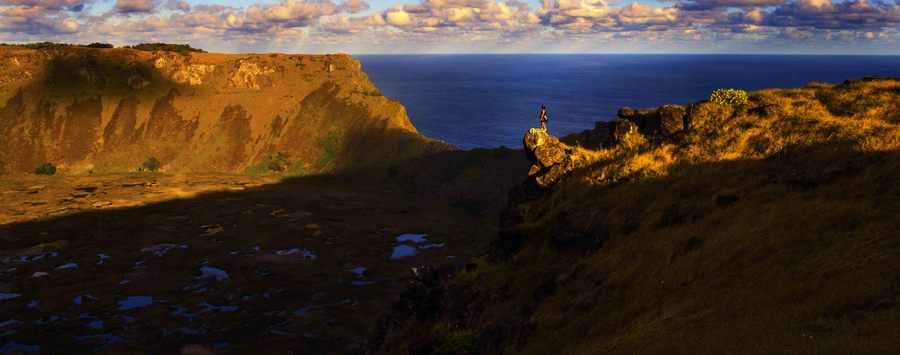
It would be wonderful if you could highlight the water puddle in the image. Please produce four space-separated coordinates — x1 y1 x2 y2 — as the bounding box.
420 243 445 250
97 253 110 265
347 267 366 276
197 266 229 282
0 293 21 301
117 295 153 311
26 300 38 309
73 294 97 305
1 251 58 266
55 262 79 270
391 234 447 260
140 244 187 257
119 279 131 285
352 280 379 286
0 341 40 353
390 245 418 260
396 233 428 243
36 315 66 325
0 319 22 328
229 245 260 257
276 248 317 260
294 305 323 318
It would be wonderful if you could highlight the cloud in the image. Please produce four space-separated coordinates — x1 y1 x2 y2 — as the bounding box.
164 0 189 12
373 0 539 34
114 0 155 13
766 0 900 29
223 0 358 32
0 0 895 53
675 0 786 11
1 0 86 10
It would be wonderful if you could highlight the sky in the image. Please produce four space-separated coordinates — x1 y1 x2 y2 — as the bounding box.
0 0 897 53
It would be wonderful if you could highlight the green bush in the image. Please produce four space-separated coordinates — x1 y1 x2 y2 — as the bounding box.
35 163 56 175
267 152 291 172
432 323 479 355
710 88 749 107
245 152 303 175
128 43 205 53
82 43 114 48
142 157 161 172
1 42 71 49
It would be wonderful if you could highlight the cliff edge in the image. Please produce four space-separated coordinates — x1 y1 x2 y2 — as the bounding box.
0 46 450 174
369 77 900 354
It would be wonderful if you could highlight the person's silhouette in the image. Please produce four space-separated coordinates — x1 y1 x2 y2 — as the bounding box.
540 105 548 130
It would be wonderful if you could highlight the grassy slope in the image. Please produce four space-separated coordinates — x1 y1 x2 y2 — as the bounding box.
376 78 900 353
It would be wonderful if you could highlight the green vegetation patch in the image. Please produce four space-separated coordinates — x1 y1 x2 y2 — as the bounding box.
245 152 306 176
315 131 340 168
710 88 749 107
34 163 56 175
142 157 161 172
431 323 479 355
126 43 205 53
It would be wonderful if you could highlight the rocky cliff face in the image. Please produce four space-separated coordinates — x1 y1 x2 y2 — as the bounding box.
0 46 448 174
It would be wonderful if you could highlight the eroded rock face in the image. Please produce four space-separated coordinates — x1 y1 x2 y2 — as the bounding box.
230 61 275 89
0 47 438 174
523 128 575 188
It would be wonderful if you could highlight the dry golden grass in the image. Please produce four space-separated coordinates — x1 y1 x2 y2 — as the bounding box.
377 78 900 354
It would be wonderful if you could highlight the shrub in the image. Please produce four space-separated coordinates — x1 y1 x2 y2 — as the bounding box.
35 163 56 175
432 323 479 355
710 88 749 107
142 157 161 172
82 43 114 48
245 152 300 175
128 43 205 53
267 152 291 173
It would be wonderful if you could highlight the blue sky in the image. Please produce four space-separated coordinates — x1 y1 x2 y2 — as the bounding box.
0 0 897 53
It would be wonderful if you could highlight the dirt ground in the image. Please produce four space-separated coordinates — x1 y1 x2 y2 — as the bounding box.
0 173 493 353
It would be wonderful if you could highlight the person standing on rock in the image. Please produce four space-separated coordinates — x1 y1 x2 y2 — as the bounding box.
540 105 548 131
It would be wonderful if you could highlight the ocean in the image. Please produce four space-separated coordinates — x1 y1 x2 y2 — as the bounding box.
358 54 900 149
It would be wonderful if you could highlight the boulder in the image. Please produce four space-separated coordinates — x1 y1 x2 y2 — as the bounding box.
617 107 635 119
658 105 686 135
608 118 639 145
523 128 567 169
522 128 576 188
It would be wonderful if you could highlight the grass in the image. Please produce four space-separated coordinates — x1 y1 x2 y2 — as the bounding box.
375 78 900 354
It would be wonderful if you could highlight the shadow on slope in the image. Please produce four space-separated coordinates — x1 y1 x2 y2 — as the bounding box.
371 141 900 354
0 172 495 354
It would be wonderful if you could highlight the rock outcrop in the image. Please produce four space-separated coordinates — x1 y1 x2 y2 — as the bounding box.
0 46 446 174
523 128 577 188
615 104 689 138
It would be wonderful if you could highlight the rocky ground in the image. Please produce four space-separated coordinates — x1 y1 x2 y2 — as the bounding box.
0 173 492 353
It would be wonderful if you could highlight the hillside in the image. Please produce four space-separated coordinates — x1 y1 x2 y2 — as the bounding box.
0 46 450 174
368 78 900 353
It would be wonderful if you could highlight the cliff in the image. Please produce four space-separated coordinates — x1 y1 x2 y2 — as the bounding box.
0 46 450 174
368 78 900 353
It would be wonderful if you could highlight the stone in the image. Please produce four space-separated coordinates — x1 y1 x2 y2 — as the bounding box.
522 128 577 188
617 107 634 119
658 105 686 135
608 118 638 145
